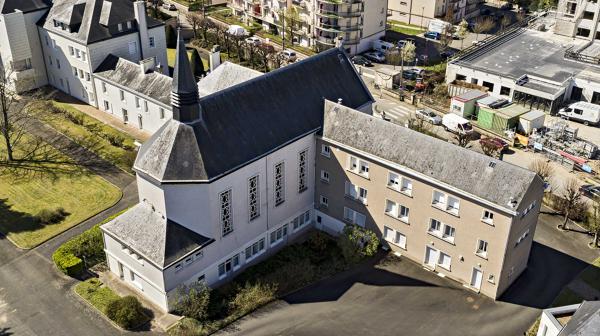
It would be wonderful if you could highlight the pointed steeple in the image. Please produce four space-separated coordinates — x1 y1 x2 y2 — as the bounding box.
171 27 201 123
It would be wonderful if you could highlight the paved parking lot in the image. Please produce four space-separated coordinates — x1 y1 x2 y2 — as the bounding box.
221 210 599 336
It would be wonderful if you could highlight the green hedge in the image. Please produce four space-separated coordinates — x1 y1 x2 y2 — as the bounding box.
53 209 127 276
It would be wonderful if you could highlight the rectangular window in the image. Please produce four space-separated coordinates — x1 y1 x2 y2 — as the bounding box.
443 225 456 243
437 252 452 270
274 162 285 206
320 195 328 207
446 196 460 214
384 226 406 249
348 156 369 178
345 181 367 204
159 108 165 119
81 51 86 61
127 21 132 29
248 175 260 221
220 189 233 236
218 254 240 278
343 207 366 227
298 149 308 193
476 239 488 258
293 210 310 231
245 238 265 261
48 56 52 65
270 224 288 245
85 72 90 82
401 178 412 195
320 170 329 183
69 46 74 56
118 23 123 31
149 36 155 48
432 190 446 206
515 229 530 247
72 66 78 76
45 36 49 46
128 41 137 55
78 69 83 78
101 82 107 93
321 144 331 157
143 100 148 113
56 59 61 69
388 172 400 190
482 210 494 224
75 49 80 58
103 100 110 111
51 39 56 49
120 90 125 101
135 97 140 108
429 219 442 234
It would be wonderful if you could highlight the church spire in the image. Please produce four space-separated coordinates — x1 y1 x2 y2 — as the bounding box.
171 27 201 123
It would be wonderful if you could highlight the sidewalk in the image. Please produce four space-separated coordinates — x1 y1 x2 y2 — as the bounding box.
54 92 152 142
99 271 182 332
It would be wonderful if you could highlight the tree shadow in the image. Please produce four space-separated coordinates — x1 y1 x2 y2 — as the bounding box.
0 328 13 336
498 242 590 309
0 198 70 240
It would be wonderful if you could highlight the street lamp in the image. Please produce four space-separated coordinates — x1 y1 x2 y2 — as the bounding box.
421 6 424 30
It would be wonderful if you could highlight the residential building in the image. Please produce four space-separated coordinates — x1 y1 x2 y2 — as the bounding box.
536 301 600 336
446 26 600 114
387 0 482 27
229 0 388 55
100 31 375 311
315 100 544 299
555 0 600 40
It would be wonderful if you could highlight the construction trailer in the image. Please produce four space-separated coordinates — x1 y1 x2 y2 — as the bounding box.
518 110 546 135
450 90 488 119
477 103 530 135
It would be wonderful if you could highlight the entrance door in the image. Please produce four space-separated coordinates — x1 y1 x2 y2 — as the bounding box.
470 268 483 290
571 86 583 101
424 246 438 269
118 262 124 279
122 109 128 123
137 114 143 129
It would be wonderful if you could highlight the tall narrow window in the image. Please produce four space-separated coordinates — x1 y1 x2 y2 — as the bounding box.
220 189 233 236
248 175 259 221
159 108 165 119
298 149 308 193
149 36 155 48
274 162 285 206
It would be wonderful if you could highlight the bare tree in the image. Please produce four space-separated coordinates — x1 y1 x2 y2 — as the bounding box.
186 12 203 39
560 178 583 230
453 132 472 148
480 139 500 158
472 17 495 42
256 43 274 72
269 51 286 70
528 158 555 182
456 19 469 49
444 5 455 24
280 7 300 46
589 196 600 247
500 15 511 31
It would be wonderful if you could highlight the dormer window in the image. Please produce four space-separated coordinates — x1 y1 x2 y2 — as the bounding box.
117 23 123 31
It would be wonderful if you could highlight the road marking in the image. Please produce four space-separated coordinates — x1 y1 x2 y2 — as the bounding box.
384 106 413 120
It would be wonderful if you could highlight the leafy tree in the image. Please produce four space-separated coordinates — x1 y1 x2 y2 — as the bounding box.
559 178 584 230
501 15 512 31
256 43 275 72
280 7 300 46
190 48 206 78
386 42 416 89
588 196 600 248
456 19 469 49
337 224 379 264
105 296 145 330
166 24 177 49
480 139 500 158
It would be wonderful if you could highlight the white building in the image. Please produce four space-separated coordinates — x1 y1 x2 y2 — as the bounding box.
387 0 483 27
536 301 600 336
229 0 387 55
100 30 375 311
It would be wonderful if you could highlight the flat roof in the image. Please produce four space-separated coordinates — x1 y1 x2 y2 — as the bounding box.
496 104 530 118
454 90 487 102
453 29 592 84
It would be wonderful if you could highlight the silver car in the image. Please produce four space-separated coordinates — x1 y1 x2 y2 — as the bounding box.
415 109 442 124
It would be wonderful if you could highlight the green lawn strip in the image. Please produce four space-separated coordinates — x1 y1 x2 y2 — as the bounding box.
0 134 121 249
167 48 196 68
579 257 600 292
255 31 317 56
525 317 541 336
388 25 425 36
552 287 583 307
41 101 136 173
388 20 425 30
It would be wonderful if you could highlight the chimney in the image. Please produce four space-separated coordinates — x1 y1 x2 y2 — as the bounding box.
337 98 343 105
335 36 345 50
139 57 156 73
171 28 202 123
134 1 149 60
209 45 221 71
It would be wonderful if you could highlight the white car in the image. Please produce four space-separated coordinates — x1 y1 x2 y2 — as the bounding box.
281 49 297 62
363 51 386 63
245 36 261 45
415 109 442 124
162 2 176 10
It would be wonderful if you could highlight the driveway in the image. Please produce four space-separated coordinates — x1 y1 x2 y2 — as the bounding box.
220 209 599 336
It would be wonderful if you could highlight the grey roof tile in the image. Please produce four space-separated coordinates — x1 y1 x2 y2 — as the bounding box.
0 0 50 14
322 100 540 209
198 62 261 97
559 301 600 336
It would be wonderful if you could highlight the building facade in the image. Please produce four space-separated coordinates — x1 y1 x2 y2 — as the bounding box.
387 0 482 27
229 0 387 55
555 0 600 40
315 101 544 299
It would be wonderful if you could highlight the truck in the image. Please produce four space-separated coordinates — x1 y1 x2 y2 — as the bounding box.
558 102 600 126
428 19 452 35
442 113 474 135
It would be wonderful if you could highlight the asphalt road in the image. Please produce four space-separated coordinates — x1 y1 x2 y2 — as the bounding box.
219 209 599 336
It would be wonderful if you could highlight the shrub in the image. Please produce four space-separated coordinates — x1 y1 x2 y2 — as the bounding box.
65 111 85 125
170 282 211 322
52 248 84 276
83 122 102 135
229 282 276 316
338 225 380 264
104 133 125 148
307 230 329 254
36 207 68 224
106 296 145 330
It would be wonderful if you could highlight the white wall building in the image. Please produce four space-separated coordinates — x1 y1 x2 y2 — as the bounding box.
536 301 600 336
101 31 375 311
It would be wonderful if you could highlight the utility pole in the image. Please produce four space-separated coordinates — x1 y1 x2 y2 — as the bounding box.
282 8 286 51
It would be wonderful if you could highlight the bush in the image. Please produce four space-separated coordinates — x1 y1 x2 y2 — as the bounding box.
104 133 126 148
170 282 211 322
307 230 329 254
37 207 68 224
106 296 146 330
52 248 84 276
338 225 380 264
65 111 85 125
229 282 276 316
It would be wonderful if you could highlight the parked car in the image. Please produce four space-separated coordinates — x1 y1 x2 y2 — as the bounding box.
281 49 297 62
580 185 600 199
402 70 418 80
162 2 176 10
372 40 395 53
351 55 373 67
440 49 456 60
245 36 261 45
363 51 386 63
415 109 442 124
558 102 600 126
479 137 509 152
424 31 441 40
442 113 474 135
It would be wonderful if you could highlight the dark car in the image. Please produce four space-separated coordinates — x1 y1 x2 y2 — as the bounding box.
479 137 509 152
580 185 600 199
402 70 418 80
440 50 456 59
351 55 373 67
424 31 441 40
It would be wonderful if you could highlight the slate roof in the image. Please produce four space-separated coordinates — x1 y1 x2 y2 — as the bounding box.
322 100 540 210
102 203 214 268
198 62 261 97
94 54 172 106
39 0 163 44
559 301 600 336
135 48 374 182
0 0 50 14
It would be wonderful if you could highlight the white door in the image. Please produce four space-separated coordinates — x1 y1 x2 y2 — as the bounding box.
470 268 483 290
424 246 438 268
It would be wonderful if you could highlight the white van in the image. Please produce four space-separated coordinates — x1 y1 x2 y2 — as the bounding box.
558 102 600 125
372 40 395 53
442 113 474 135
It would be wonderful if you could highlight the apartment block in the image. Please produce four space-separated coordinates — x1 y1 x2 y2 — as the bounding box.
555 0 600 39
387 0 483 27
315 100 544 299
229 0 387 55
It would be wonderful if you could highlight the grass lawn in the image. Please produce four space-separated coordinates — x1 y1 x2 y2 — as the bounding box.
0 135 121 249
166 48 195 68
40 101 137 172
579 257 600 292
552 287 583 307
75 278 121 314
